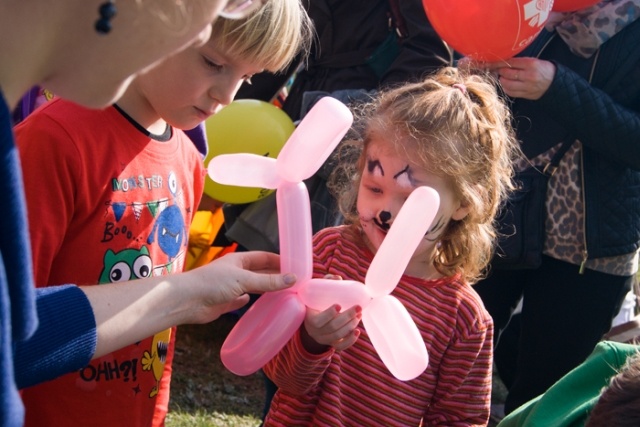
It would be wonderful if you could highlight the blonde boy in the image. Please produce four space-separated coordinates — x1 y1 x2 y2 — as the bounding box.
15 1 311 426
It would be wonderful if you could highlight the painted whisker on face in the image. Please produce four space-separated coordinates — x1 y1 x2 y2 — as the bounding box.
425 215 447 242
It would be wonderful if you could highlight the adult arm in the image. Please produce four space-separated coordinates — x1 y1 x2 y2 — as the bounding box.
535 62 640 168
14 107 79 286
14 285 96 389
488 56 640 169
15 251 295 389
87 250 292 358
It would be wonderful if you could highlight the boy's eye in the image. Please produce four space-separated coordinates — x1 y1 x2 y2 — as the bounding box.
203 56 223 71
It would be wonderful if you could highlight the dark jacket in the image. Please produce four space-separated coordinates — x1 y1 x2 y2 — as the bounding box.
236 0 452 120
514 20 640 259
227 0 452 250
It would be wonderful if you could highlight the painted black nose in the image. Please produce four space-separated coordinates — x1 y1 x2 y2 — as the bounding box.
379 211 391 223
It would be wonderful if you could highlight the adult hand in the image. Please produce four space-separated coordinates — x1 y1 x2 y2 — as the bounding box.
86 250 296 358
482 57 556 100
184 251 297 324
301 304 362 354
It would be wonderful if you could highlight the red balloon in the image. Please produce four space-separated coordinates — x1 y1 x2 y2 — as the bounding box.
422 0 554 61
552 0 600 12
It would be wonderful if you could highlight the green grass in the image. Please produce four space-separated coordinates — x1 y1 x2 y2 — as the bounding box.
167 316 265 427
166 410 260 427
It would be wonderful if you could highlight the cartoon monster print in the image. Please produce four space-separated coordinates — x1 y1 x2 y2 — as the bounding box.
98 247 172 397
98 246 153 284
141 328 171 397
147 204 187 262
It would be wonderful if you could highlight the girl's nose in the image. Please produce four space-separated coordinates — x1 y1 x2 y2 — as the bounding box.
376 210 392 230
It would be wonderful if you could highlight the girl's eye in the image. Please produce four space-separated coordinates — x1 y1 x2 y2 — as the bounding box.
367 186 382 194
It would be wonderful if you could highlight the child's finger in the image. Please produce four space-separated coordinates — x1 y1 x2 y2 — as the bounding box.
316 306 362 344
305 304 342 331
332 329 361 352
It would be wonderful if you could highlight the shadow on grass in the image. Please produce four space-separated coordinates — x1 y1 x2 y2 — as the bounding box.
168 315 266 427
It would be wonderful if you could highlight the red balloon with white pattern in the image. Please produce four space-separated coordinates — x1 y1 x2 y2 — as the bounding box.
552 0 601 12
422 0 554 61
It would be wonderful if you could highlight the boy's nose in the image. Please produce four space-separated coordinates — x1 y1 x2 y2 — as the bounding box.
209 79 242 107
210 87 235 107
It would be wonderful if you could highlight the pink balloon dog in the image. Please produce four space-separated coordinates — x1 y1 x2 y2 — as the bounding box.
208 96 439 380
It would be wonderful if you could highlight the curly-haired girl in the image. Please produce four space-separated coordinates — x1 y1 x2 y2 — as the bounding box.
263 66 519 426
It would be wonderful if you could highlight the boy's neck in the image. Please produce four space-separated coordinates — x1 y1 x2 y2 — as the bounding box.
115 83 167 135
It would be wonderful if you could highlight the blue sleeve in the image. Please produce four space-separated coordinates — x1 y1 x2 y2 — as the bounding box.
14 285 97 389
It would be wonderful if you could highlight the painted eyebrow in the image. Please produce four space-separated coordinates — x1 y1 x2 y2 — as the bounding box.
393 165 418 187
367 159 384 176
393 165 411 180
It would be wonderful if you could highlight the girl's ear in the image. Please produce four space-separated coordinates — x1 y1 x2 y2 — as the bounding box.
451 200 471 221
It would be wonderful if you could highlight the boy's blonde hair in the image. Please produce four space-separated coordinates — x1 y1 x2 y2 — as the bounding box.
210 0 312 73
331 67 520 284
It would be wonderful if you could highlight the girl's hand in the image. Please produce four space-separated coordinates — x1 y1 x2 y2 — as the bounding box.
301 304 362 354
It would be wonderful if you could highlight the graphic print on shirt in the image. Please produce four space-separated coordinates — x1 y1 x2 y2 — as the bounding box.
141 328 171 398
96 246 171 397
147 204 187 273
78 169 190 399
98 246 153 283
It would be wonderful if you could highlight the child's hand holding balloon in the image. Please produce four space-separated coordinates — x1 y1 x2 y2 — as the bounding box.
302 304 363 354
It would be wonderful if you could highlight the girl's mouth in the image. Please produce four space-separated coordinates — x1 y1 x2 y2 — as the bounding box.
373 217 390 232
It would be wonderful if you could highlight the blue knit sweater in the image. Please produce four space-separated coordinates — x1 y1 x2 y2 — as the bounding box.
1 91 97 427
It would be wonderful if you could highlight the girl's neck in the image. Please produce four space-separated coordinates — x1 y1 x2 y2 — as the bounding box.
404 257 443 281
361 229 442 281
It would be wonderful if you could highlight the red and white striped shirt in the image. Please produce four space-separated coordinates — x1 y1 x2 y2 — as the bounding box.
263 226 493 426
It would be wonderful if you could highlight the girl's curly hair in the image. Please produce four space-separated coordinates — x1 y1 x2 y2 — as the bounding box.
329 67 520 284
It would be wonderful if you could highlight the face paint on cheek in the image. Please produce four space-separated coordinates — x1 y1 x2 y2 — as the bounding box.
424 214 447 242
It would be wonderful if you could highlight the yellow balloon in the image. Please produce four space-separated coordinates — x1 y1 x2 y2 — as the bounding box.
204 99 295 204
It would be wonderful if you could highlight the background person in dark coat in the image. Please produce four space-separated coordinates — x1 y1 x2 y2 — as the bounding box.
473 0 640 415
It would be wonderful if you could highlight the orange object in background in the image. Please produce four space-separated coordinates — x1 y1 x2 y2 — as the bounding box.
186 208 237 271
